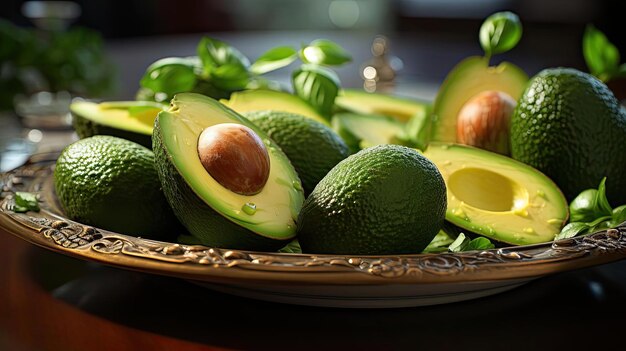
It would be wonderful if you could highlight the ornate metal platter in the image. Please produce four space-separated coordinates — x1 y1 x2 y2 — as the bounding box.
2 157 626 308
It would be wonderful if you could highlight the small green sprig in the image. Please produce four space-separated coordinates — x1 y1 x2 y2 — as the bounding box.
479 11 523 60
13 192 40 213
583 24 626 82
448 233 495 252
555 178 626 240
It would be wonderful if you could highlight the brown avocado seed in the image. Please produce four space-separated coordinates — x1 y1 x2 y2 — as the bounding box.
456 90 516 155
197 123 270 195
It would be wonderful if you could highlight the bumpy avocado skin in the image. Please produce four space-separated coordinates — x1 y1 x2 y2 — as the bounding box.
152 118 290 251
297 145 447 255
510 68 626 204
245 111 350 195
73 114 153 149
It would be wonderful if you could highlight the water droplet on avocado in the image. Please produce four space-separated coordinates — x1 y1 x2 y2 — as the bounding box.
452 208 470 221
263 138 272 146
523 227 535 234
513 208 529 217
547 218 563 225
242 202 257 215
536 190 546 198
292 180 302 191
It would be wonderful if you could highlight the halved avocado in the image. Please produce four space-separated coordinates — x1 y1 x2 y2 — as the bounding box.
431 56 528 142
335 89 431 123
153 93 304 250
221 90 329 126
332 113 405 152
422 142 568 245
71 100 165 148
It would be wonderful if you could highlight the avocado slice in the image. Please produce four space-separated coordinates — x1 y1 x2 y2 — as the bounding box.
332 113 405 152
511 68 626 204
431 56 528 142
335 89 431 123
221 90 329 126
422 142 568 245
153 93 304 250
71 101 165 148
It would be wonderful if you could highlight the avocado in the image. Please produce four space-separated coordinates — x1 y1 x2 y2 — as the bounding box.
331 113 405 152
298 144 447 255
54 135 180 240
334 89 431 123
244 110 350 195
510 68 626 204
153 93 304 250
422 142 568 245
432 56 528 143
71 101 165 148
221 90 329 126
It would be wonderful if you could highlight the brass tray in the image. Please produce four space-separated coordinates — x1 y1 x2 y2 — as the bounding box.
2 155 626 308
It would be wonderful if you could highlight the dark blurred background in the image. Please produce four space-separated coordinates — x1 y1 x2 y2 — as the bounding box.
1 0 624 102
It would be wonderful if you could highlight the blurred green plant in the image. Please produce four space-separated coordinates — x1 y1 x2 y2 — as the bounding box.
0 19 115 111
137 36 351 119
583 24 626 83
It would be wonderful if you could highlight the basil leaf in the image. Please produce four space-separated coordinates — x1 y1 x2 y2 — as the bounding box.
210 63 250 91
423 230 456 253
479 11 522 56
467 237 495 251
301 39 352 66
448 233 468 252
583 24 620 81
197 37 250 75
139 57 199 97
278 240 302 254
611 205 626 227
555 222 590 240
569 188 599 222
292 64 340 118
250 46 297 75
596 177 613 216
14 192 39 212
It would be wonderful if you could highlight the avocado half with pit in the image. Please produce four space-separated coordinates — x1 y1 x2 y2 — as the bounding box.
71 101 165 148
431 56 528 152
334 89 431 123
153 93 304 250
422 142 568 245
221 90 329 126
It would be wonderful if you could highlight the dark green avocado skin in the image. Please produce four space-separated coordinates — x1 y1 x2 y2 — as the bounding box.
510 68 626 204
152 117 289 251
73 113 153 149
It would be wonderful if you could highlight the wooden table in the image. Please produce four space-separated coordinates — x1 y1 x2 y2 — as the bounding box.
2 223 626 351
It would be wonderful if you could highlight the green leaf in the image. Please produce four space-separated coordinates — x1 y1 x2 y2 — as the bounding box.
301 39 352 66
278 240 302 254
569 188 600 222
139 57 199 97
479 11 523 56
611 205 626 227
583 24 620 81
423 230 456 253
210 63 250 91
555 222 590 240
250 46 297 75
596 177 613 216
14 192 39 213
196 37 250 75
466 237 495 251
292 64 340 118
394 108 432 151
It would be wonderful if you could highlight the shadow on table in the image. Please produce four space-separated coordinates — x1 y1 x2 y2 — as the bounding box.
26 246 626 351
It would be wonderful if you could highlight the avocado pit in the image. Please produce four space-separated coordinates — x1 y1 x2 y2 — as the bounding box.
197 123 270 196
456 90 516 155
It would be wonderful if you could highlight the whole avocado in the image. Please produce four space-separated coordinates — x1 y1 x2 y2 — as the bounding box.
510 68 626 204
297 145 447 255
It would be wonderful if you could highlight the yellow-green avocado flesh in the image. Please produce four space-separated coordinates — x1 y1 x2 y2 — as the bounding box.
335 89 431 123
221 90 329 126
422 143 568 245
432 56 528 142
71 100 164 148
153 93 304 250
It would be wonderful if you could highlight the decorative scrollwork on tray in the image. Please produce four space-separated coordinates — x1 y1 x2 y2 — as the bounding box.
2 162 626 279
